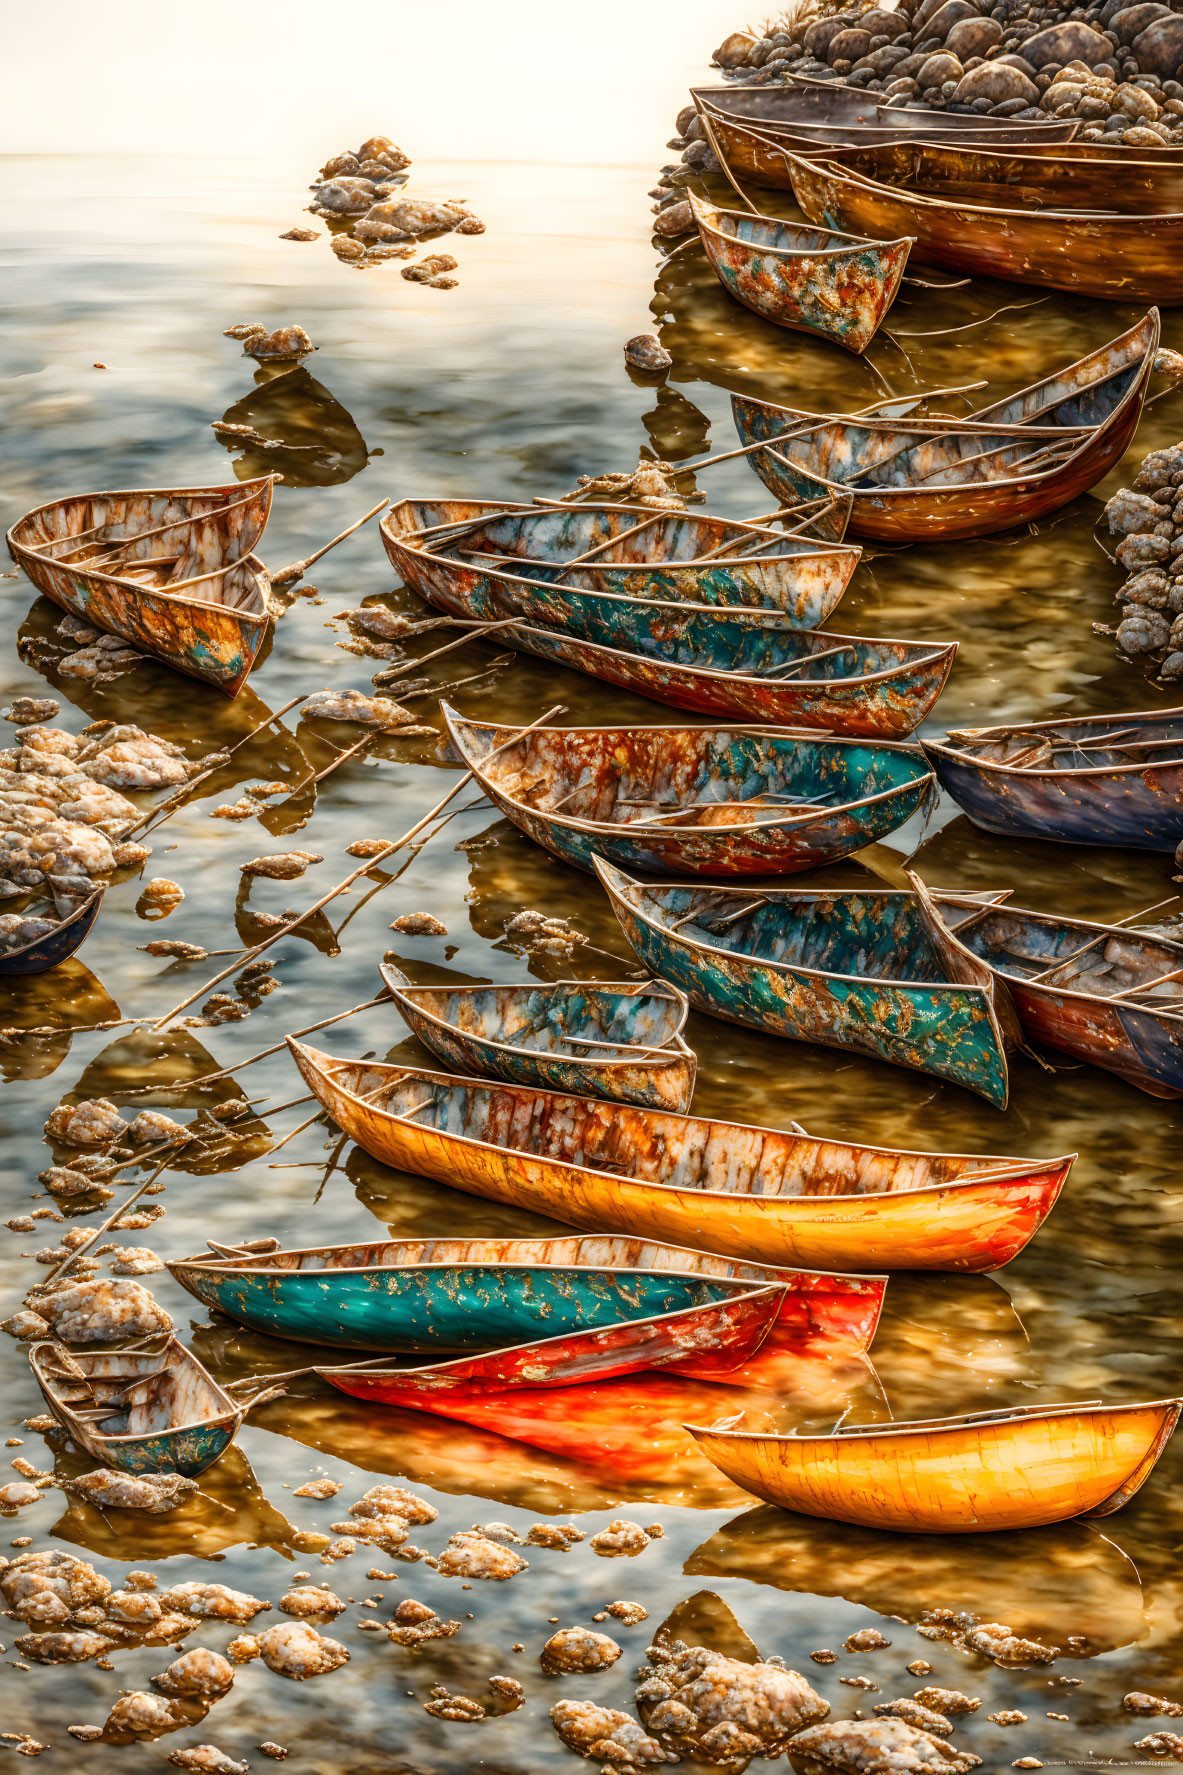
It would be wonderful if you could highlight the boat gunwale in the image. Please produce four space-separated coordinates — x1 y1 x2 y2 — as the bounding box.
288 1039 1077 1209
444 707 935 835
384 497 859 574
29 1337 244 1446
684 1395 1183 1447
932 894 1183 1028
0 886 105 967
378 962 695 1072
689 83 1081 142
923 708 1183 781
687 188 915 262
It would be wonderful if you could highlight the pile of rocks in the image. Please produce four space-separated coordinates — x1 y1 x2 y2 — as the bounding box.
307 135 484 275
1100 442 1183 682
705 1 1183 140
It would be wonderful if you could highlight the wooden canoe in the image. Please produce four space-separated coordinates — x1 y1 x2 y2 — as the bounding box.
692 80 1078 152
785 150 1183 304
30 1337 244 1476
7 478 274 697
0 889 104 976
378 966 696 1110
383 496 860 625
171 1232 881 1355
730 310 1160 543
594 859 1022 1107
921 707 1183 853
287 1042 1074 1273
821 136 1183 219
687 1397 1183 1533
313 1276 787 1402
928 891 1183 1100
686 190 912 355
443 706 935 878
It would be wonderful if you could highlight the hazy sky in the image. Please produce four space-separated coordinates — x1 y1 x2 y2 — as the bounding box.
0 0 746 163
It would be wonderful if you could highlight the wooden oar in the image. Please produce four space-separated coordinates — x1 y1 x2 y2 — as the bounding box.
1024 896 1182 986
149 704 568 1031
270 500 389 588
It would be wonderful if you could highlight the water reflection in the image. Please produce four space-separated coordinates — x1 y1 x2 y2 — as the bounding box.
213 364 374 488
688 1506 1145 1653
0 961 119 1081
51 1442 297 1560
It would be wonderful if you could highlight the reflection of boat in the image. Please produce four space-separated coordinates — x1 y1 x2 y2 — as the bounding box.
0 960 120 1083
30 1338 245 1476
688 1397 1182 1533
7 478 274 696
927 891 1183 1100
731 312 1160 543
921 707 1183 853
384 496 860 623
288 1041 1073 1274
378 967 696 1110
0 889 104 976
213 364 372 488
595 861 1022 1107
687 1504 1146 1651
687 189 911 355
172 1233 843 1356
443 708 934 880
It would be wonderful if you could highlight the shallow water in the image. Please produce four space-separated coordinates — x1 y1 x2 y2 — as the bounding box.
1 137 1183 1771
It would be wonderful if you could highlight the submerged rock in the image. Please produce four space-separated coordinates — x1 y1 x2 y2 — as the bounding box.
68 1470 197 1512
153 1648 235 1698
624 335 673 374
436 1530 527 1580
254 1622 350 1679
542 1627 623 1673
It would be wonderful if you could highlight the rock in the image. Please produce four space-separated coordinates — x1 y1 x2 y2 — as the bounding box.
1023 22 1115 68
391 911 447 936
279 1585 345 1619
828 29 874 64
962 1622 1059 1665
154 1647 235 1698
714 31 756 67
1133 16 1183 77
436 1530 527 1579
945 16 1001 59
18 1628 116 1662
302 687 410 727
105 1690 186 1735
860 10 910 41
591 1519 652 1556
1121 568 1170 607
1116 84 1161 119
551 1699 673 1765
240 851 323 880
292 1477 341 1499
5 699 59 723
1118 610 1172 651
0 1481 41 1510
4 1311 50 1339
228 325 315 361
639 1644 829 1762
1107 488 1167 532
1163 650 1183 680
954 61 1037 103
1125 1694 1183 1717
44 1096 127 1145
917 52 964 88
127 1109 189 1146
915 1689 981 1715
526 1522 585 1549
787 1719 982 1773
875 1700 953 1735
1117 532 1171 570
68 1471 197 1512
846 1628 892 1651
1126 122 1173 143
31 1279 172 1342
360 198 469 236
424 1687 486 1721
542 1628 623 1673
1111 4 1174 45
401 253 460 282
1134 1736 1183 1760
387 1599 461 1646
161 1582 270 1624
38 1165 107 1198
167 1750 250 1774
922 0 982 41
348 1484 437 1524
280 227 319 241
254 1621 349 1679
624 334 673 374
607 1600 649 1623
654 200 694 237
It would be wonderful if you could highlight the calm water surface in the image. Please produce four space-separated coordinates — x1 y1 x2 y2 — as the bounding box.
1 145 1182 1770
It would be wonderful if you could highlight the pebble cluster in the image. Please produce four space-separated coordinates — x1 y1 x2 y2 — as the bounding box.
707 0 1183 139
305 133 484 281
1100 441 1183 681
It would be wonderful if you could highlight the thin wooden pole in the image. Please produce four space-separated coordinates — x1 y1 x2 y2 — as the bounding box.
127 694 312 839
270 500 389 588
148 703 568 1031
39 1145 190 1286
153 992 396 1092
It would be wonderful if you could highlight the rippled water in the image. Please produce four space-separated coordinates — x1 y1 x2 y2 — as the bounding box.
2 145 1182 1770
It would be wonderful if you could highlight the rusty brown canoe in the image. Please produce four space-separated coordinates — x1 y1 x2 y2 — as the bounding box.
7 478 274 696
783 149 1183 303
731 310 1159 543
687 189 912 355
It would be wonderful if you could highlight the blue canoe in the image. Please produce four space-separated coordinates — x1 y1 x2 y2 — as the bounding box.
594 859 1022 1107
0 889 104 976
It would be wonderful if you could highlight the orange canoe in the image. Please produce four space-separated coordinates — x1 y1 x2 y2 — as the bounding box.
288 1041 1073 1274
687 1398 1182 1534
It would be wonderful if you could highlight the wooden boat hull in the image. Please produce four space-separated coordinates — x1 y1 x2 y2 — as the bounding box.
687 191 912 355
173 1235 808 1354
687 1399 1183 1533
315 1280 786 1401
932 896 1183 1100
0 890 104 976
730 310 1158 543
379 968 696 1111
595 861 1016 1107
384 498 859 626
692 80 1078 149
444 709 934 879
922 712 1183 853
287 1044 1072 1274
30 1339 244 1477
787 152 1183 304
7 479 273 697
